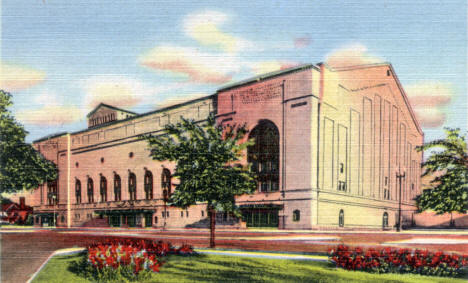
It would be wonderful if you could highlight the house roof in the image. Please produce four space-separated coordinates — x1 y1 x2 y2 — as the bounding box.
2 203 18 212
86 103 137 118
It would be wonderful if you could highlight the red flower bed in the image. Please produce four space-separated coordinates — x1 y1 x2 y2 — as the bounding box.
86 239 193 277
329 245 468 277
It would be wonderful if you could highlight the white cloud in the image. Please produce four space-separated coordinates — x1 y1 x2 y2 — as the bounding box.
183 10 254 53
325 43 384 68
405 81 454 128
139 45 242 84
248 60 300 75
16 105 82 126
83 75 182 110
0 62 46 92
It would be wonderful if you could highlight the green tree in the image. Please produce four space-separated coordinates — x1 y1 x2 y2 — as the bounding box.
416 128 468 222
144 114 256 247
0 90 57 194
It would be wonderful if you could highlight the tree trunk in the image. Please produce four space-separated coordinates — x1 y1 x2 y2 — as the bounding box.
209 206 216 248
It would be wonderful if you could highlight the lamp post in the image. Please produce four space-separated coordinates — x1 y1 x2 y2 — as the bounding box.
396 167 405 232
163 189 167 231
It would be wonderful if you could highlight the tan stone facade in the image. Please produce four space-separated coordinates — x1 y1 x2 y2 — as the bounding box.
29 63 423 230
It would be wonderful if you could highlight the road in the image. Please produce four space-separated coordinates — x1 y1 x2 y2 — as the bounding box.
2 227 468 283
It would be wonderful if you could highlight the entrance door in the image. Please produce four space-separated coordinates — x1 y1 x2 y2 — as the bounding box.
127 214 136 227
110 215 120 227
145 213 152 227
242 209 279 227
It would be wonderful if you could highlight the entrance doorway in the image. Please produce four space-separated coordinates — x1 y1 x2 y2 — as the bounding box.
242 209 279 227
145 213 153 227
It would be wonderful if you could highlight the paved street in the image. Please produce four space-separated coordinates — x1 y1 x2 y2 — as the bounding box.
2 227 468 283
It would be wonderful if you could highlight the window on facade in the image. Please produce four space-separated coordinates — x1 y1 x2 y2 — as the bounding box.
384 188 391 200
181 211 183 217
383 212 389 228
47 181 58 205
247 120 280 192
114 174 121 201
87 178 94 203
201 210 204 217
100 176 107 202
161 168 172 200
154 216 158 223
339 209 344 227
293 210 300 222
128 172 137 200
75 179 81 204
144 170 153 200
338 181 347 191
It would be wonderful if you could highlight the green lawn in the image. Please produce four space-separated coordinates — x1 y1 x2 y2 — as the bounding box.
33 252 468 283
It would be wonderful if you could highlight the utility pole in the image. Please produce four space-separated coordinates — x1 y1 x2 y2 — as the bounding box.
396 168 405 232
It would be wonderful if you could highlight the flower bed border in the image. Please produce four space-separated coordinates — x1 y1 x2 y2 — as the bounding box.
329 245 468 277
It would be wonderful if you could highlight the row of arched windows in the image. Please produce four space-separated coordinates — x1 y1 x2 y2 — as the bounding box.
75 169 171 204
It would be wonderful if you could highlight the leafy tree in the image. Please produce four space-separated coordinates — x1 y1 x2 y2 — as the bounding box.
416 128 468 222
144 114 256 247
0 90 57 194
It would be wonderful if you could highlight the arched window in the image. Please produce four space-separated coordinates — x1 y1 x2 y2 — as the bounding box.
339 209 344 227
383 212 389 229
161 169 171 200
247 120 280 192
75 179 81 204
114 174 121 201
144 170 153 200
100 176 107 202
293 210 300 222
87 178 94 203
128 172 137 200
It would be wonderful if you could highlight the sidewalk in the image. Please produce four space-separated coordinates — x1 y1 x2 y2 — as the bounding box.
195 248 328 261
43 226 468 235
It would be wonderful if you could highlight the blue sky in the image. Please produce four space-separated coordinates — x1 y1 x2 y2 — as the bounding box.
1 0 466 142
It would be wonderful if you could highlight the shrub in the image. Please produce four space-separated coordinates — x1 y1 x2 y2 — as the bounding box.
76 238 193 282
328 245 468 277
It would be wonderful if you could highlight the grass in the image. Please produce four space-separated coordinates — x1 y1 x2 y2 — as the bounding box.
33 252 468 283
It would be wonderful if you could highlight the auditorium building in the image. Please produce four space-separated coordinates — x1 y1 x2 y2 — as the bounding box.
29 62 424 230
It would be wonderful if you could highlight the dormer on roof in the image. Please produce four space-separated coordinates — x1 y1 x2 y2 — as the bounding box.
86 103 137 128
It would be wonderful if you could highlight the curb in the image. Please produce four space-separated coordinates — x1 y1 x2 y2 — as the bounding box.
26 248 86 283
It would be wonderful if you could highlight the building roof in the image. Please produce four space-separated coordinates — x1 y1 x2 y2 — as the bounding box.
70 94 216 136
86 103 137 118
217 63 318 92
322 62 423 136
33 131 68 143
